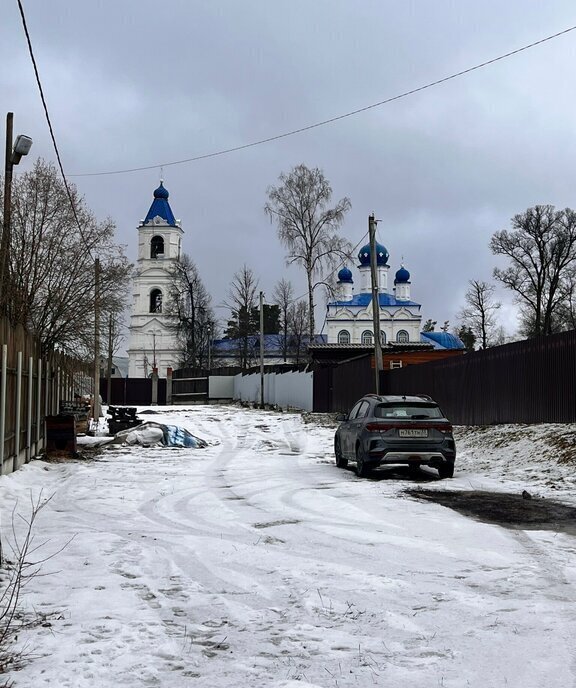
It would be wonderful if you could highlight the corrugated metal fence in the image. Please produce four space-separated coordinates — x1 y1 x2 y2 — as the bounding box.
317 330 576 424
383 331 576 424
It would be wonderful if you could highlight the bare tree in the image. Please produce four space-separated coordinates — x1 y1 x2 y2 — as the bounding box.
265 164 351 340
166 254 215 368
1 159 131 356
491 205 576 337
286 299 309 363
273 278 294 362
225 265 259 370
458 279 501 349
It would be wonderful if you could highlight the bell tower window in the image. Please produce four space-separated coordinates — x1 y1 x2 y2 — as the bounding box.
150 289 163 313
151 235 165 259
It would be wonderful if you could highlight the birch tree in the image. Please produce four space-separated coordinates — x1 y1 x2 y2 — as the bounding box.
265 164 351 340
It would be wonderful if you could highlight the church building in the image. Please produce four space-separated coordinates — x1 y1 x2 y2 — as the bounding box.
127 182 183 378
326 241 422 345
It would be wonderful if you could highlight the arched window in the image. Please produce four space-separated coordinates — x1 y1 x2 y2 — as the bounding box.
397 330 409 343
151 235 165 259
150 288 163 313
337 330 350 344
380 331 386 345
361 330 374 345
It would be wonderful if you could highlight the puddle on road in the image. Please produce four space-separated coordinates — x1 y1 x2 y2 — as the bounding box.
405 488 576 535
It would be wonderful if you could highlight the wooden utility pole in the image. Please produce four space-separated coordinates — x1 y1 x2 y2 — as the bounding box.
259 291 265 409
93 258 101 423
369 213 383 395
106 313 113 405
0 113 14 317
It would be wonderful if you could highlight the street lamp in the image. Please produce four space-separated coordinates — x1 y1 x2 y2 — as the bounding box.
1 112 33 318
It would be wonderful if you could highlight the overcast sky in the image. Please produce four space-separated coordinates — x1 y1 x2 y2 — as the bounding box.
3 1 576 340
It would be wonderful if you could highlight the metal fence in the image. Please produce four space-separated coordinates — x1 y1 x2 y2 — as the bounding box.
100 377 166 406
382 331 576 424
313 355 374 413
315 330 576 424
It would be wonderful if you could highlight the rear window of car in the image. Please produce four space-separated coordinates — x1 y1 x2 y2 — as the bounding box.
374 403 443 419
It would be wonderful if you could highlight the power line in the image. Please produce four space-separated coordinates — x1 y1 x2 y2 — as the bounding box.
16 0 96 261
71 23 576 178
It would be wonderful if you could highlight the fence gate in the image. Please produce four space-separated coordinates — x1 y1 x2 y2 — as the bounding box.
172 368 208 404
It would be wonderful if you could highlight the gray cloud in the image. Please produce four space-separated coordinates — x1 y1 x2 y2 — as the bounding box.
3 0 576 341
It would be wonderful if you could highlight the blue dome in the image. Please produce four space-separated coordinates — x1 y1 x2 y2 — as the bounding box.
337 266 353 283
358 242 389 267
153 182 169 199
395 265 410 283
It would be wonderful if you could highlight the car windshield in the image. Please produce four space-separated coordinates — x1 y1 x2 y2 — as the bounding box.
374 403 443 419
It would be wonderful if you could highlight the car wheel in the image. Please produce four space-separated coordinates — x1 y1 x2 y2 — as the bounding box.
355 444 370 478
334 436 347 468
438 463 455 479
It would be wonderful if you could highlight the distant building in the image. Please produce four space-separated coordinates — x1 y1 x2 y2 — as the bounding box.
310 240 464 367
99 356 129 379
127 182 183 377
326 241 423 345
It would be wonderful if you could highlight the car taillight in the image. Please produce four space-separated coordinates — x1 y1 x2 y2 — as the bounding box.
366 422 395 432
431 423 452 433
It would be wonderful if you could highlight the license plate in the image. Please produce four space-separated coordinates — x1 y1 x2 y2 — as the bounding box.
398 429 428 437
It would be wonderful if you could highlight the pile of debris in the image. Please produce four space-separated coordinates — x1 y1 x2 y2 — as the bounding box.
107 406 142 436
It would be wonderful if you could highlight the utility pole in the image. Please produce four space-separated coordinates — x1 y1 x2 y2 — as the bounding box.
1 113 32 320
106 313 113 405
259 291 264 409
0 113 14 317
207 325 212 371
93 258 101 423
369 213 383 395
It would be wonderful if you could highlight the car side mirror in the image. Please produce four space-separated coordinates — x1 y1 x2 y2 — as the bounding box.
336 413 348 422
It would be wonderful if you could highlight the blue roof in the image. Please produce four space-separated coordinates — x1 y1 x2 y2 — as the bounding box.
213 333 325 353
338 266 353 283
329 293 420 308
395 266 410 283
420 331 465 350
358 242 389 267
143 182 177 226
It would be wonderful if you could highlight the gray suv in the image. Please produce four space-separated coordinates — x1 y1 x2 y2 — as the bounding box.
334 394 456 479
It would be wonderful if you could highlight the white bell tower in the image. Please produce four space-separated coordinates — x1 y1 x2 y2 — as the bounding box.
127 182 184 378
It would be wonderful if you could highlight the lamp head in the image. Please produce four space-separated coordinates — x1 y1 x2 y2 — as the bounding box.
11 134 33 164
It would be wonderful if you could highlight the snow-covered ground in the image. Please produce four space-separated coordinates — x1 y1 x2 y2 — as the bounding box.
1 405 576 688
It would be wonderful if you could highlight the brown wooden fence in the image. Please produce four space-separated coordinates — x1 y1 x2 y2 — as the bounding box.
316 330 576 424
0 317 92 475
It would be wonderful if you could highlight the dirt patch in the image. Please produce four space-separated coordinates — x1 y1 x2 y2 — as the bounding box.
405 488 576 534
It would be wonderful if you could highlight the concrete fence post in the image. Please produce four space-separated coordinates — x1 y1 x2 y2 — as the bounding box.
151 368 158 406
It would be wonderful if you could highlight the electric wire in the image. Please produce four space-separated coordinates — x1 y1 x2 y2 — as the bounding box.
16 0 96 261
70 24 576 178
